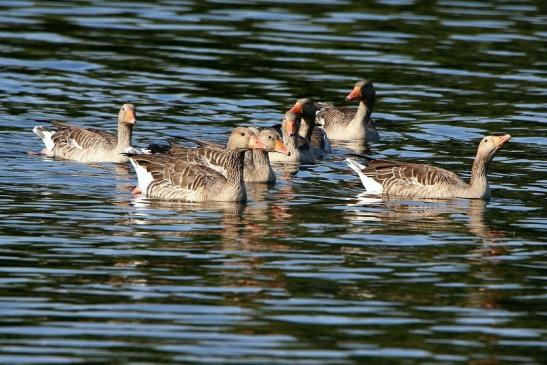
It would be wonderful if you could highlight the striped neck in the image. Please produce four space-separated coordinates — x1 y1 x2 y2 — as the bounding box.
117 122 133 149
469 154 491 196
252 149 270 168
224 148 246 183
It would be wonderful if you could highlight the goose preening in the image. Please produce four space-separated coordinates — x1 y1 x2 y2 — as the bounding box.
33 104 137 163
316 80 379 142
269 111 315 164
346 134 511 199
127 128 268 202
289 98 331 159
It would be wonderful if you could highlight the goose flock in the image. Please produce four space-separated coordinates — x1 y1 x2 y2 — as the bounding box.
33 79 511 202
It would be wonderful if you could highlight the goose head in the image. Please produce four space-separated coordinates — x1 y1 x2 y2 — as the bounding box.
119 103 137 125
282 111 301 138
289 98 317 121
258 128 290 156
346 80 375 107
227 127 267 150
476 134 511 163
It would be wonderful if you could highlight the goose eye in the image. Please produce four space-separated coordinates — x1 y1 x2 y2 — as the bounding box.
485 139 488 143
240 132 245 136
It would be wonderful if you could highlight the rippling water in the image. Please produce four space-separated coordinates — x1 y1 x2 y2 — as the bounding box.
0 0 546 364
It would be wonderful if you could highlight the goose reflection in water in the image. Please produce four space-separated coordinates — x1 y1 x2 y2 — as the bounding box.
112 163 136 195
346 197 506 240
270 161 300 181
127 184 295 247
329 139 373 155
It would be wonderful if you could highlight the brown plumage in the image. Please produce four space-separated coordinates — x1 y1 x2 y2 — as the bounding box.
153 127 289 183
244 127 289 183
128 128 268 202
269 111 315 164
346 134 511 199
316 80 379 142
289 97 332 159
33 104 136 163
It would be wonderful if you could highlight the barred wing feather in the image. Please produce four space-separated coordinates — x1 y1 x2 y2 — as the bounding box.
365 160 465 189
50 121 116 150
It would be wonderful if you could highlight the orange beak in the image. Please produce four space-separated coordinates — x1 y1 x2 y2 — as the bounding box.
289 102 303 114
273 138 290 156
285 119 297 137
248 135 267 150
494 134 511 147
126 109 137 125
346 86 361 101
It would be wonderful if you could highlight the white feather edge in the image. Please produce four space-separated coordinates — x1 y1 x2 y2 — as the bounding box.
69 138 83 150
345 157 383 195
33 126 56 151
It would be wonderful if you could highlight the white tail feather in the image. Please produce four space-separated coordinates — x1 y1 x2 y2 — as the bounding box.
129 158 154 195
346 157 383 194
33 126 55 151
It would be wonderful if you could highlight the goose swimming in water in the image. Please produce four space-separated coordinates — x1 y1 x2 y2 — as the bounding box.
346 134 511 199
33 104 137 163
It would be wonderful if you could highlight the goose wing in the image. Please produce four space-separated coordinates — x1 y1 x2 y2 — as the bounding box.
364 159 465 188
164 141 228 177
50 121 116 150
169 136 224 149
316 107 346 129
164 158 224 191
310 127 331 151
130 154 224 193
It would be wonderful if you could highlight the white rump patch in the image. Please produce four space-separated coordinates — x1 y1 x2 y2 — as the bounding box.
346 158 383 195
130 158 154 195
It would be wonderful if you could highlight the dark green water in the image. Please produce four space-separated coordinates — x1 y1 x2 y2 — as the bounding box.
0 0 546 364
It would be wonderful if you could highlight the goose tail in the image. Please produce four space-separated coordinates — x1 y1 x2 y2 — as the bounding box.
33 126 55 151
345 157 383 194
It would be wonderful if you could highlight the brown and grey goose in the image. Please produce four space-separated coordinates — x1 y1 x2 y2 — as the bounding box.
33 104 137 163
127 128 267 202
163 127 289 184
269 111 315 164
316 80 379 142
245 127 290 183
346 134 511 199
289 98 331 159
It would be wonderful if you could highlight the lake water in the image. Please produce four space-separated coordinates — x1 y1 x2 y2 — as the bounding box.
0 0 546 364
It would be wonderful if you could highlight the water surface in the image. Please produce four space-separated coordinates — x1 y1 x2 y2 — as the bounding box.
0 0 546 364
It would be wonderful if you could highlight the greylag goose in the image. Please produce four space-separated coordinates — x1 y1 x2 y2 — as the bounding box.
346 134 511 199
269 111 314 164
245 127 289 183
316 80 379 142
289 98 332 159
33 104 136 163
127 128 267 202
155 127 289 183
